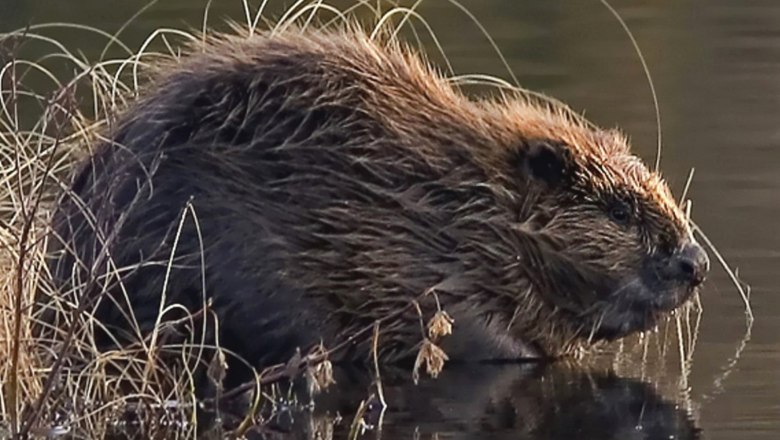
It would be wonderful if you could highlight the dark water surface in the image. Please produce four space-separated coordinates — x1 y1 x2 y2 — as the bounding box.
1 0 778 439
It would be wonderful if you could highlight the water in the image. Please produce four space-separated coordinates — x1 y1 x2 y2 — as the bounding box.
1 0 778 438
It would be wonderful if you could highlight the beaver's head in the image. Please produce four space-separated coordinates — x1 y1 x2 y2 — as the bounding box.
498 107 710 349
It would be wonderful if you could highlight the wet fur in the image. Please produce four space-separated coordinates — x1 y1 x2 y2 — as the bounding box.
44 26 695 369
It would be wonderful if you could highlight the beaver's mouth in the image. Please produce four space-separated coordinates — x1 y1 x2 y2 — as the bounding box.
584 242 709 341
591 272 704 343
589 282 697 341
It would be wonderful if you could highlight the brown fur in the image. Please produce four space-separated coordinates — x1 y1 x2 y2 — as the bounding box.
44 26 706 370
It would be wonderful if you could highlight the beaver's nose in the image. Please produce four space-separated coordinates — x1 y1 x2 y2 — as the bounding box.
672 241 710 287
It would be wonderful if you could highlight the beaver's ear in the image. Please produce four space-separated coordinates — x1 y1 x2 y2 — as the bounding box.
517 140 574 186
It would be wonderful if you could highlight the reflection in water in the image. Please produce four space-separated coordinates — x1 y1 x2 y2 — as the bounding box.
249 364 699 440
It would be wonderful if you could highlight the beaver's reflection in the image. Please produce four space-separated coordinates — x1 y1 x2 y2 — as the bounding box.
254 363 699 440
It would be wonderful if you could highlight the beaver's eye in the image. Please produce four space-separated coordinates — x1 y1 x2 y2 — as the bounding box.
609 203 631 225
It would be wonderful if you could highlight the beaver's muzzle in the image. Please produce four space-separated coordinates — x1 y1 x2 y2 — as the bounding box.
664 241 710 287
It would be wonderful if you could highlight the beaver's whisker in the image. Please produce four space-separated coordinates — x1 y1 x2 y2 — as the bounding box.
586 309 608 345
604 276 643 300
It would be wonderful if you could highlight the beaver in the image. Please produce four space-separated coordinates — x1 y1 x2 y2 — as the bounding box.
43 26 709 372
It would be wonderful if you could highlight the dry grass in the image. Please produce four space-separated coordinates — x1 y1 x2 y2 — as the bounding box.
0 1 753 438
0 21 206 438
